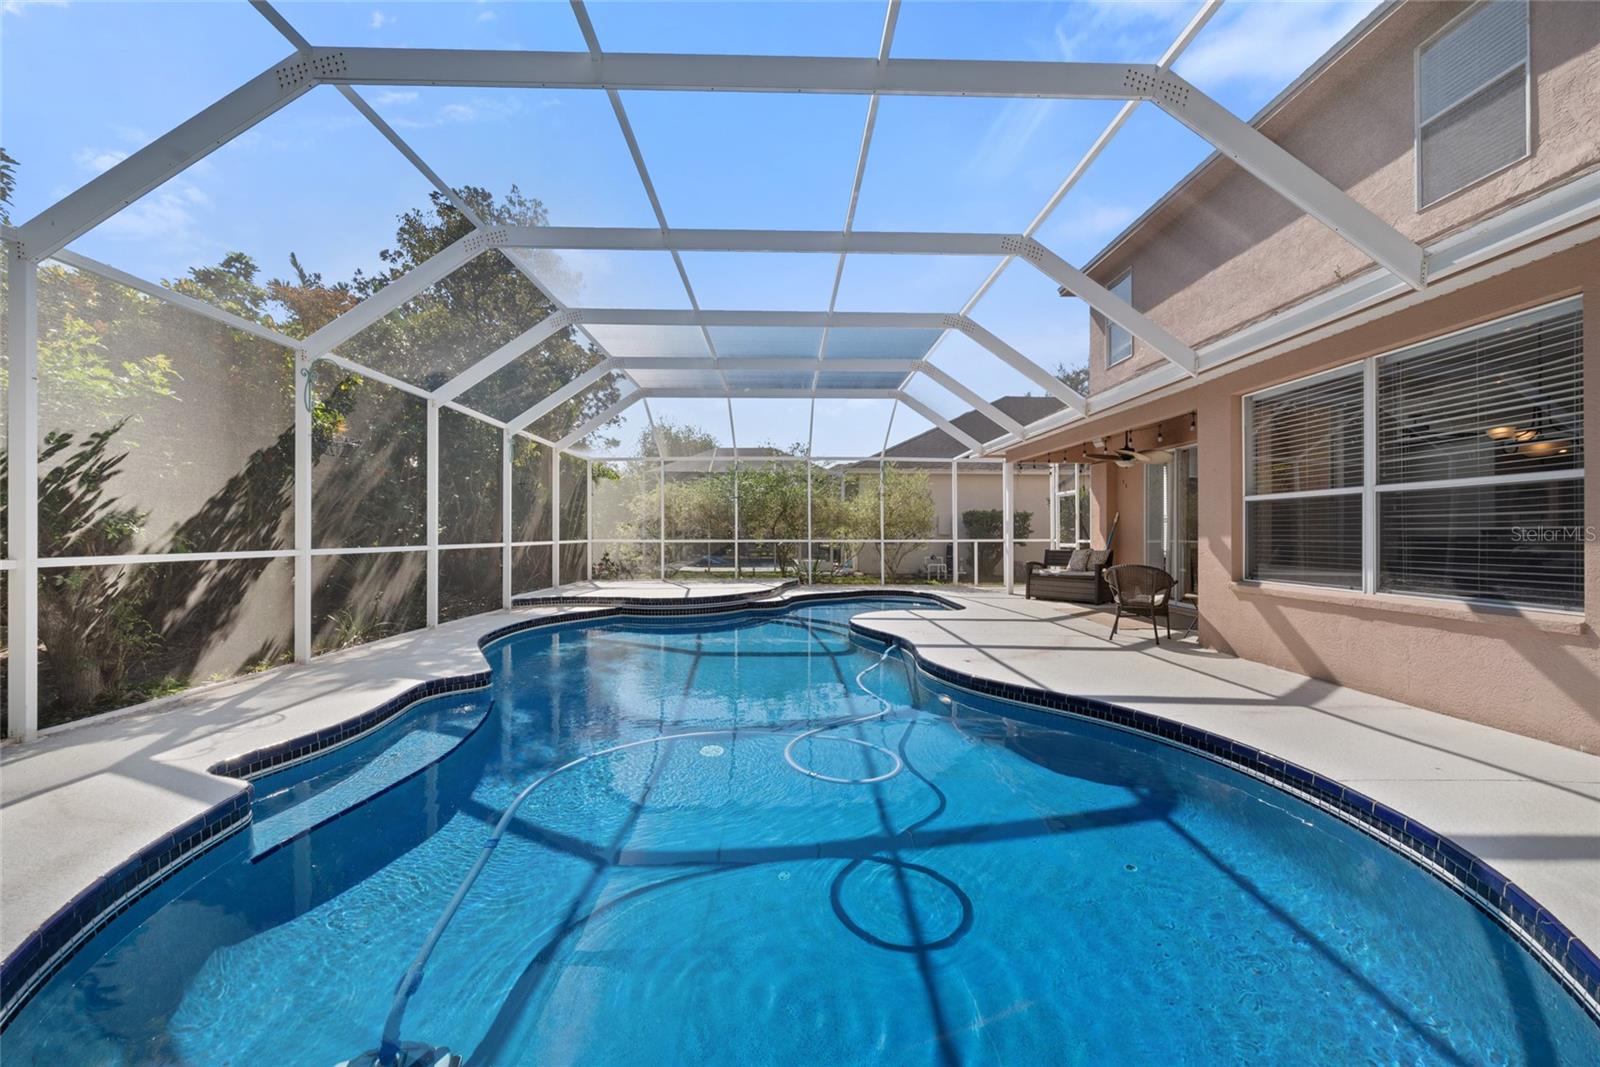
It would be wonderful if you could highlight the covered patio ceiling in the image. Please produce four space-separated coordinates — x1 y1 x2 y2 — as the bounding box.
9 0 1434 461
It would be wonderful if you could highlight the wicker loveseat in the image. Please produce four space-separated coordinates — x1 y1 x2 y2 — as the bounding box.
1024 547 1112 605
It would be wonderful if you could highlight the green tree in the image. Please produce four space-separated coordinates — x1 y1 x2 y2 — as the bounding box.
636 417 718 459
880 465 938 577
1055 361 1091 396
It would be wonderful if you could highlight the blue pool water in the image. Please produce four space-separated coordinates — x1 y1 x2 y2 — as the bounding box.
4 598 1597 1065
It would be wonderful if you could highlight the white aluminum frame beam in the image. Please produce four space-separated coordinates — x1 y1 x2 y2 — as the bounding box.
948 318 1087 413
331 48 1146 98
498 226 1011 254
14 53 313 258
300 234 477 358
556 391 644 450
914 363 1026 436
18 40 1422 290
508 358 620 432
433 309 581 401
51 249 302 348
916 0 1221 399
622 357 918 372
1023 240 1199 374
570 308 954 327
894 394 982 452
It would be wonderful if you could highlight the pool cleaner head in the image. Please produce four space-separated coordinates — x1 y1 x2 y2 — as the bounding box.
336 1041 462 1067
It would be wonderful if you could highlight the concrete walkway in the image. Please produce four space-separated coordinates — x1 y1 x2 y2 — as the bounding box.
2 588 1596 975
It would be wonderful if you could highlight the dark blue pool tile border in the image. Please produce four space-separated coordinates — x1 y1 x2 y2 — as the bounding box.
0 589 949 1031
847 616 1600 1018
0 791 250 1030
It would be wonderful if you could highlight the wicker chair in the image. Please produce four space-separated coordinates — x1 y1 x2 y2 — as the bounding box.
1104 564 1177 643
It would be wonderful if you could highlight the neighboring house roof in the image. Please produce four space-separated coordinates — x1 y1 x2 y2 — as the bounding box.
855 395 1069 467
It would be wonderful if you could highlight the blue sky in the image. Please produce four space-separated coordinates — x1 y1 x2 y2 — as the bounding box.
2 0 1379 454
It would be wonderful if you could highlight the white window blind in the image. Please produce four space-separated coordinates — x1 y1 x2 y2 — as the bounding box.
1244 299 1584 611
1418 0 1529 207
1244 367 1365 588
1107 272 1134 365
1377 303 1583 610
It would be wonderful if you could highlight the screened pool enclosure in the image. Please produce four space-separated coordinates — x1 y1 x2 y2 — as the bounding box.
1 0 1441 739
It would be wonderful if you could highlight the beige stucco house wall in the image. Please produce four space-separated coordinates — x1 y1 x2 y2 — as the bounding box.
1013 2 1600 752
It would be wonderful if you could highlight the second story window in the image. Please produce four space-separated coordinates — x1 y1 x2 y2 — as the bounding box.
1416 0 1530 208
1107 271 1134 365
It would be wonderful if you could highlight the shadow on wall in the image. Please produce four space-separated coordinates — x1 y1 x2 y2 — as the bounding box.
4 371 479 729
1227 591 1600 749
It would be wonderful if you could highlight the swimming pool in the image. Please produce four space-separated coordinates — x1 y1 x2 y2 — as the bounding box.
3 597 1596 1064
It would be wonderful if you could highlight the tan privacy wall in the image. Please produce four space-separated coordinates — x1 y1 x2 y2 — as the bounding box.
1020 240 1600 753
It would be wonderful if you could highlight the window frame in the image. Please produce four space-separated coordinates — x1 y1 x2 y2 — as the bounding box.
1105 270 1135 366
1242 295 1584 613
1414 0 1532 211
1054 462 1091 548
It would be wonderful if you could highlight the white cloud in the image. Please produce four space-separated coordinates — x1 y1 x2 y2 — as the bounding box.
3 1 70 17
477 10 495 22
1177 1 1380 90
388 94 522 130
1071 199 1141 238
95 183 206 247
72 147 128 175
372 89 419 106
1052 0 1192 62
369 9 393 30
964 100 1054 181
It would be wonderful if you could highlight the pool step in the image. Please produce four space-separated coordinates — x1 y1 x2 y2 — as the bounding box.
249 711 484 860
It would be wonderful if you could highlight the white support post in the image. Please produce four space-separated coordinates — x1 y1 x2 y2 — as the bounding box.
1362 360 1378 595
586 459 594 582
293 351 313 662
551 453 562 589
425 401 440 626
501 429 514 610
658 459 666 580
6 244 40 739
1002 460 1015 594
1050 462 1061 547
732 461 741 577
950 459 959 585
805 459 814 585
878 461 887 585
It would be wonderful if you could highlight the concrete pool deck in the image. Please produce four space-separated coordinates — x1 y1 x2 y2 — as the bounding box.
2 587 1597 1001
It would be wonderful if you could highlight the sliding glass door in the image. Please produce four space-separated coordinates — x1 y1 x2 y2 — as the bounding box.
1143 446 1199 602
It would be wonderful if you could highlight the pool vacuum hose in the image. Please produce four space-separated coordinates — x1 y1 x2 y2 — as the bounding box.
339 646 908 1067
